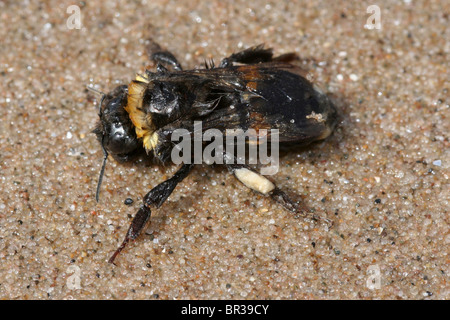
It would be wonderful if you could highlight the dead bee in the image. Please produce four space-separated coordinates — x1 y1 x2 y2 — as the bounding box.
89 43 338 264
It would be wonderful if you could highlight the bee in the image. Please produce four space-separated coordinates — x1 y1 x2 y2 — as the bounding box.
89 42 338 264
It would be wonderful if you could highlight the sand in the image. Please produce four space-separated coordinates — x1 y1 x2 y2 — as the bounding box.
0 0 448 299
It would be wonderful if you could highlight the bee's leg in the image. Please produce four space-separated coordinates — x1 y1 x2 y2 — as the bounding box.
108 163 194 264
225 162 333 227
272 52 299 63
220 44 300 67
146 39 182 71
219 44 274 67
142 163 194 210
152 51 182 71
108 205 151 264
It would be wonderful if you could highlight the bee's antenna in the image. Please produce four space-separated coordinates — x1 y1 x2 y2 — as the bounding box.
87 85 108 202
86 85 106 116
96 136 109 202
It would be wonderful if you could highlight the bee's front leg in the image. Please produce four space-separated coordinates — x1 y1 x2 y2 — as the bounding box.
108 163 194 264
108 205 151 264
146 39 183 71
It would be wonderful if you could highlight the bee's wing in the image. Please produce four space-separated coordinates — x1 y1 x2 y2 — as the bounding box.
162 63 336 145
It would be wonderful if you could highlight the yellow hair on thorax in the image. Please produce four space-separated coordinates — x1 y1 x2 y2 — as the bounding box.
124 74 159 152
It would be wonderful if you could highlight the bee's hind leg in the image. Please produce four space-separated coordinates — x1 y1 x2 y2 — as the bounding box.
219 44 299 67
219 44 274 67
225 161 333 228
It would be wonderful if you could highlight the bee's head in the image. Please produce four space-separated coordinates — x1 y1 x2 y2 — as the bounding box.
93 85 140 159
89 85 140 201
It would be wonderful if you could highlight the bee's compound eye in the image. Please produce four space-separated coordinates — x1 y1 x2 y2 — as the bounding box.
112 122 125 137
105 122 138 155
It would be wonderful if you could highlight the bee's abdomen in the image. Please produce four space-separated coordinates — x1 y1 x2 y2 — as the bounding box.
242 66 337 145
